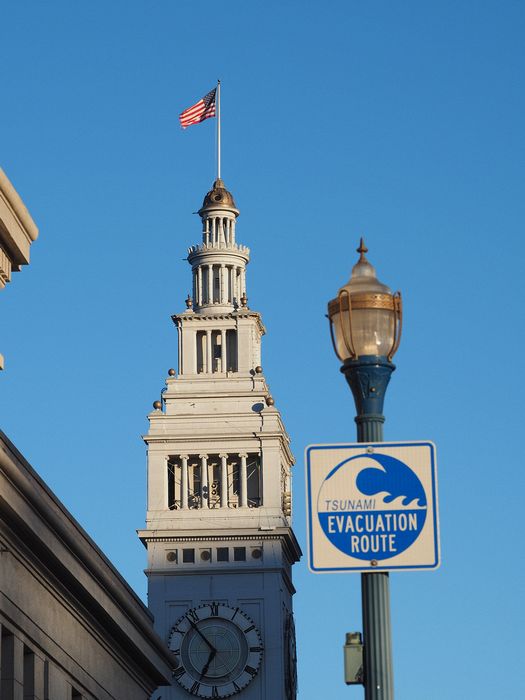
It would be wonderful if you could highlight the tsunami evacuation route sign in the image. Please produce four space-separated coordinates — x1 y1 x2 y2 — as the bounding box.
305 441 440 573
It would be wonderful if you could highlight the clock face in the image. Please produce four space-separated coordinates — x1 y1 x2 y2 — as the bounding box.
168 603 263 698
284 612 297 700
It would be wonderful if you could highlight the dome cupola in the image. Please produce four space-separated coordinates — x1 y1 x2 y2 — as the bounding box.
198 178 239 217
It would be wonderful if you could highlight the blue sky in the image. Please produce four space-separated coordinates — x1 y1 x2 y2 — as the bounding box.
2 1 525 698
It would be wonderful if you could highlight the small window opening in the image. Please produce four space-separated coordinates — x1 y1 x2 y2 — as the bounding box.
213 266 220 302
196 331 206 373
24 645 36 699
167 461 177 510
189 461 201 508
234 547 246 562
202 268 210 303
217 547 229 562
226 330 238 372
183 549 195 563
212 331 222 372
247 455 262 507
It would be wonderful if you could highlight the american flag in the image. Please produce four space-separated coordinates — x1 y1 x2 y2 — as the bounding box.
179 88 217 129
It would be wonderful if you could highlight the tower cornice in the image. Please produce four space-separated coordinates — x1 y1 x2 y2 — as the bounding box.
138 528 301 563
187 242 250 261
172 310 266 335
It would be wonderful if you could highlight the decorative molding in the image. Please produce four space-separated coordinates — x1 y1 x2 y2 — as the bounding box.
341 356 395 417
0 169 38 268
0 244 12 287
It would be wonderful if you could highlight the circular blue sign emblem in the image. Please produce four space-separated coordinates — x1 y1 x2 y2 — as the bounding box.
317 452 427 560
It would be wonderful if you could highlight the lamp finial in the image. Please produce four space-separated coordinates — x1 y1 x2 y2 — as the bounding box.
357 238 368 261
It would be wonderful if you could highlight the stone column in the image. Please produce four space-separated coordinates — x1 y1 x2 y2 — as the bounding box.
197 267 202 305
219 453 228 508
199 454 209 509
234 267 240 303
180 455 189 509
221 329 227 372
1 632 24 699
33 654 45 700
239 453 248 507
241 267 246 297
206 330 212 373
208 264 213 304
45 662 70 700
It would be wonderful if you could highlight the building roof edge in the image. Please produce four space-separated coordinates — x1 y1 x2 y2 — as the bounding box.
0 168 39 242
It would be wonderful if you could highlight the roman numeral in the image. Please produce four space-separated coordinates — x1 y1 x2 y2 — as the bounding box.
244 625 255 633
244 665 257 677
186 609 199 623
232 681 241 692
211 687 219 698
173 666 185 678
190 680 200 695
231 607 239 621
250 646 263 652
209 602 219 616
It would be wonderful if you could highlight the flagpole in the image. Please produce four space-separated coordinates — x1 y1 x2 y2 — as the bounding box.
217 79 221 180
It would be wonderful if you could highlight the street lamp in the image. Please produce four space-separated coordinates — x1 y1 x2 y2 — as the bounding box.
327 238 402 700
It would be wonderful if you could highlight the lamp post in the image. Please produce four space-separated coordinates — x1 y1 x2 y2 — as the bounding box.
327 239 402 700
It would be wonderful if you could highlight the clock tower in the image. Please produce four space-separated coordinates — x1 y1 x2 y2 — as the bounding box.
139 178 301 700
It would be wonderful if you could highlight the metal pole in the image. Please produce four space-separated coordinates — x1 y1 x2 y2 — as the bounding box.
342 355 395 700
217 79 221 180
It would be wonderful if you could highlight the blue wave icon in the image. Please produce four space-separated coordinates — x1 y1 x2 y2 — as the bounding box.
356 453 426 507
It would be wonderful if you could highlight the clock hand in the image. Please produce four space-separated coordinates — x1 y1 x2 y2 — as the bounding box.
200 648 216 680
187 619 216 653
